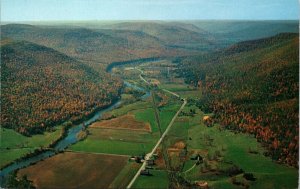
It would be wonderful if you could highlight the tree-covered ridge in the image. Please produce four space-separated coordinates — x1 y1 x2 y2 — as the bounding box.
1 40 122 135
1 24 201 65
178 33 299 167
101 21 214 45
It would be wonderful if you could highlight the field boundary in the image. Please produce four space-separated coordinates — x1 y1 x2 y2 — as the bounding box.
65 150 130 158
126 67 187 189
89 126 152 133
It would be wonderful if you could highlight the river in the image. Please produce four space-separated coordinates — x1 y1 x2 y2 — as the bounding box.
0 60 152 185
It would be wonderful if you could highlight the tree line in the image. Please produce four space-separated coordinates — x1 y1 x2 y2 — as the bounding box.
177 33 299 167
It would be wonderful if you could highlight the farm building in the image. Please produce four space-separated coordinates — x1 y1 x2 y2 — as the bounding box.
203 115 213 127
134 156 142 163
146 159 155 166
140 169 151 176
152 153 158 158
203 116 210 121
195 181 208 189
190 154 203 161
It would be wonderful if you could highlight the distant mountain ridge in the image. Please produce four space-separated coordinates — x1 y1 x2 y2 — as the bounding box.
1 23 213 65
224 33 299 54
101 21 215 49
188 20 298 45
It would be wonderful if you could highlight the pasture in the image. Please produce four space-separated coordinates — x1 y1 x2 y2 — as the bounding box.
133 75 298 189
132 170 169 189
188 123 298 189
70 86 181 156
0 127 62 168
70 128 159 155
109 162 141 189
176 105 299 189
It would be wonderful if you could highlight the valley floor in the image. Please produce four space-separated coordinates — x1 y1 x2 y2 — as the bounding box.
3 59 298 189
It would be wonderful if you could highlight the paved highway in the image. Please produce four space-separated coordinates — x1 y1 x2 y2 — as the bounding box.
126 68 187 189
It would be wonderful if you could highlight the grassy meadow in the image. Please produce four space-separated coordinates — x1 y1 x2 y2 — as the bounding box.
70 79 182 156
0 127 62 168
132 170 169 189
132 66 298 189
163 94 299 189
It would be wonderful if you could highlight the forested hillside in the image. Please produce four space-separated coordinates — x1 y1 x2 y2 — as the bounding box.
190 20 298 45
178 33 299 167
101 21 215 50
1 39 122 135
1 24 206 64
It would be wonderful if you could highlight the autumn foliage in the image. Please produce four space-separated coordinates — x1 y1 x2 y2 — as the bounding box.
1 40 122 135
178 33 299 167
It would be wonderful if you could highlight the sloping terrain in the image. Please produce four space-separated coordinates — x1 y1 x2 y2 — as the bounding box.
101 21 216 50
190 20 298 45
178 33 299 167
1 39 122 135
1 24 200 64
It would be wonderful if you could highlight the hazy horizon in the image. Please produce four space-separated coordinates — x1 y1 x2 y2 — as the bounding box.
1 0 299 22
1 19 299 26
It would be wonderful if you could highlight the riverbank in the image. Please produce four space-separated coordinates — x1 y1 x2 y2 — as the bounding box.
1 58 157 185
0 127 63 170
0 95 122 169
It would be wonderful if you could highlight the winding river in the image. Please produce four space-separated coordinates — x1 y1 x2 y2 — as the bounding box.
0 59 153 184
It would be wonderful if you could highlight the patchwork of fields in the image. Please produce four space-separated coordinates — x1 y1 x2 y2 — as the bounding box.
16 64 184 188
5 59 299 189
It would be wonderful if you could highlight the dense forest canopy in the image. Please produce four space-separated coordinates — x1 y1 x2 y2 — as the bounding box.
177 33 299 167
0 22 298 166
1 39 122 135
1 23 211 64
3 21 297 66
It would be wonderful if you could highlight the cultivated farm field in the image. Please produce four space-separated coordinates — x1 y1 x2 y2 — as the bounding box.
17 152 129 189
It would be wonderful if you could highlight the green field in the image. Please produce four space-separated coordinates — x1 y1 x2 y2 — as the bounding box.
176 90 202 99
109 162 141 189
70 87 181 156
70 130 157 155
70 104 159 155
159 83 192 92
176 107 298 189
132 170 169 189
78 63 298 189
69 102 180 156
137 76 299 189
0 127 62 168
135 103 181 133
109 100 152 117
